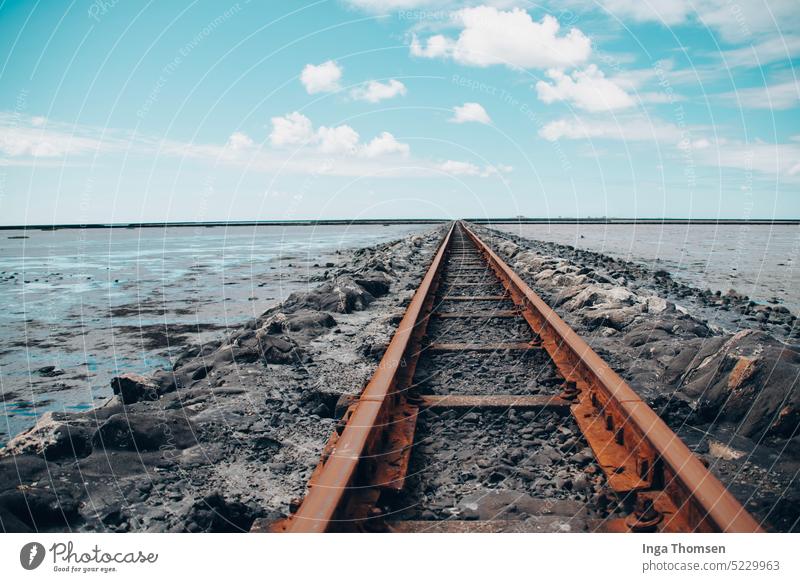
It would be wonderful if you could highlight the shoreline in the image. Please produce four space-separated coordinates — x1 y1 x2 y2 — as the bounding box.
2 218 799 231
1 223 797 532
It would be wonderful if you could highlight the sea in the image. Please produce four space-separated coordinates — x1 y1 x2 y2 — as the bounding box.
0 223 426 444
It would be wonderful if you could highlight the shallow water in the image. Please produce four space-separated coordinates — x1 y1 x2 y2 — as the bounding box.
495 223 800 312
0 223 425 443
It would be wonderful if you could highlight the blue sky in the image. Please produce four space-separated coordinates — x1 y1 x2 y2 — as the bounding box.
0 0 798 224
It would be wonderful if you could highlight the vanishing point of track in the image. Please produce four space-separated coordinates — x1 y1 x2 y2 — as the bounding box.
257 222 763 533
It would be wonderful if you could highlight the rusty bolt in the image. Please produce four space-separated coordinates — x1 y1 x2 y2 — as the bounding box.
559 380 580 401
625 497 663 532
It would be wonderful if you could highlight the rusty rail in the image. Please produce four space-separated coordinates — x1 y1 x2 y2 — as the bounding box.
461 223 762 533
263 221 762 533
273 223 455 532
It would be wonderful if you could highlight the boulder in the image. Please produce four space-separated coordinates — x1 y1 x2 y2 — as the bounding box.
93 412 197 451
256 333 303 364
562 285 637 311
355 270 392 297
277 310 337 336
284 276 374 313
211 344 261 366
644 296 676 314
0 488 80 532
111 373 159 404
582 305 642 331
677 330 800 438
1 412 94 460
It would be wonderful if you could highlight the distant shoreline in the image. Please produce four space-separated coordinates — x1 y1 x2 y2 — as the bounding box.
1 217 799 230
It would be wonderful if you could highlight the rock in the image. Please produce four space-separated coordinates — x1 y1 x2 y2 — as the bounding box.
456 490 587 521
150 369 184 395
175 360 213 382
111 373 159 404
572 448 593 466
678 330 800 438
645 296 675 314
93 412 197 451
256 334 304 364
283 276 375 314
37 365 65 377
355 271 393 297
497 241 519 257
262 310 337 336
563 285 637 311
285 311 336 335
0 488 80 532
212 344 261 366
582 305 642 331
1 412 94 460
182 492 264 532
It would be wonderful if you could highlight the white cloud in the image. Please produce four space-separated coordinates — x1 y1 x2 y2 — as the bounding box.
451 102 492 124
300 60 342 94
225 131 254 151
539 116 683 142
697 139 800 177
538 112 800 179
269 112 409 158
598 0 692 26
269 112 315 146
716 35 800 68
0 115 115 158
317 124 360 154
410 34 455 58
536 65 635 111
438 159 512 177
411 7 591 69
719 79 800 110
596 0 799 43
0 112 416 177
361 131 410 157
351 79 407 103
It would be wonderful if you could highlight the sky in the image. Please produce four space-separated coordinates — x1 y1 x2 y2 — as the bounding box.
0 0 798 224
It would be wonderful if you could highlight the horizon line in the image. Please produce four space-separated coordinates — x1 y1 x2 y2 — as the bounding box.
2 217 800 230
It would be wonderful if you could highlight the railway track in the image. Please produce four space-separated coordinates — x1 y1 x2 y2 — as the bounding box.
256 221 763 533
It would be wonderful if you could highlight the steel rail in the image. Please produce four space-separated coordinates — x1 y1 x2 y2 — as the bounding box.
461 223 762 533
279 223 456 533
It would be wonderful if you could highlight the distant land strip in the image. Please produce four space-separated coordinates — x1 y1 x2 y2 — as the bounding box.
1 218 799 230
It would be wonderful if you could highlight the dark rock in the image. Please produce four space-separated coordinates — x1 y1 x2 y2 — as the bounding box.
212 344 261 366
283 276 375 314
355 271 392 297
93 412 197 451
678 330 800 438
37 365 65 377
111 373 159 404
257 334 304 364
0 489 80 532
284 311 337 335
182 492 264 532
